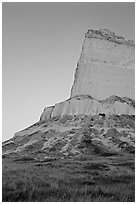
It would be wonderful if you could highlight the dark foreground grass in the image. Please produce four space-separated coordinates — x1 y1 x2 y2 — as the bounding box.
2 156 135 202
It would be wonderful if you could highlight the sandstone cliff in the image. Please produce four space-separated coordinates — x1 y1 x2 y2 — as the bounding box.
71 29 135 100
40 29 135 121
40 95 134 121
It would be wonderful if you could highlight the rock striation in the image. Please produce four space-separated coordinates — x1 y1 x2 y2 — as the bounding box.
40 95 134 121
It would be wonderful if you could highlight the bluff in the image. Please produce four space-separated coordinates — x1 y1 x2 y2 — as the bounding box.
3 29 135 159
40 29 135 121
2 29 135 203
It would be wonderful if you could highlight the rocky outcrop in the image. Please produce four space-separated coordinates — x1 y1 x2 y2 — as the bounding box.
4 29 135 143
40 106 54 121
39 29 135 121
40 95 135 121
71 29 135 100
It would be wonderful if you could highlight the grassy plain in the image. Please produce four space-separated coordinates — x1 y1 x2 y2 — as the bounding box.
2 154 135 202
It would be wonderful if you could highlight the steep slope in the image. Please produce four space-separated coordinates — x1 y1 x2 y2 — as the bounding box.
2 114 135 158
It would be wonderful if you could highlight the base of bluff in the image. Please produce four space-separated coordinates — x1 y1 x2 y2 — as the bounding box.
2 114 135 201
3 113 135 157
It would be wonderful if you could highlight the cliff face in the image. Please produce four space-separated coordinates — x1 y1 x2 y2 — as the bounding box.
40 95 134 121
70 29 135 100
40 29 135 120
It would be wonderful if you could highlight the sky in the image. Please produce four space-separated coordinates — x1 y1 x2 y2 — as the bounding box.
2 2 135 141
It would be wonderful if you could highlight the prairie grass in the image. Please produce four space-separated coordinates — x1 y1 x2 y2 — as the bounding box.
2 156 135 202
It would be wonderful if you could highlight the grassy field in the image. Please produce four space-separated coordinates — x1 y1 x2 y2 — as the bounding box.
2 154 135 202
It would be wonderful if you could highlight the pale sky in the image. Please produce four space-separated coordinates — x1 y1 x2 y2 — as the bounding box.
2 2 135 141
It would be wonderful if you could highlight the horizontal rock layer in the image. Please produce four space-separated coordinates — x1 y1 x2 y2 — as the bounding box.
40 95 135 121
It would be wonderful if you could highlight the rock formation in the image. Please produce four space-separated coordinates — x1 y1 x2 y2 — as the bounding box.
40 95 134 121
2 29 135 203
2 29 135 158
40 29 135 121
71 29 135 100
